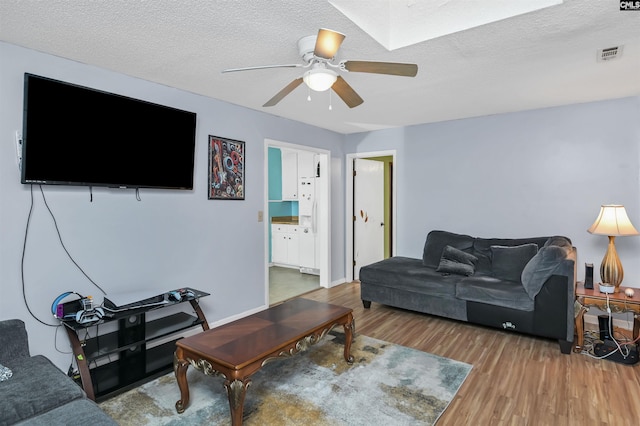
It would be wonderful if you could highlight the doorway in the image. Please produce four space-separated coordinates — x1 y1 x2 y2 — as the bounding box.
264 139 331 305
346 151 396 282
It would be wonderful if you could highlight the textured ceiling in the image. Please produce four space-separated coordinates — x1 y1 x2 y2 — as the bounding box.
329 0 563 50
1 0 639 134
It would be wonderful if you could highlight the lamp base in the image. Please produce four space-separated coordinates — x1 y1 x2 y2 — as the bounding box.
600 236 623 293
598 283 615 294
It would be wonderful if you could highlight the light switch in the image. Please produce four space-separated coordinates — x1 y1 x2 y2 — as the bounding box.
258 210 264 222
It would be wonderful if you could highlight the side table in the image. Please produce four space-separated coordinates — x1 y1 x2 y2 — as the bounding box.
574 282 640 353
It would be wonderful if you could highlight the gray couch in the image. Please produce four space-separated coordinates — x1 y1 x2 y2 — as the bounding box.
360 230 576 354
0 319 116 426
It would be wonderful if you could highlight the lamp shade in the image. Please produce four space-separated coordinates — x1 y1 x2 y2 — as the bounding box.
588 204 639 236
303 68 337 92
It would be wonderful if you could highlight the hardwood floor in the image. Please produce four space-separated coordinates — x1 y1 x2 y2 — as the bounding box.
301 282 640 426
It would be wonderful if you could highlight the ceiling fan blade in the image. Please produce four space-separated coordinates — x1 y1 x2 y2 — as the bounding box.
263 78 304 107
331 76 363 108
314 28 346 59
342 61 418 77
222 64 302 73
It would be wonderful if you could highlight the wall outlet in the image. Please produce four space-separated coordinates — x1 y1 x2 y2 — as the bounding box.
15 131 23 170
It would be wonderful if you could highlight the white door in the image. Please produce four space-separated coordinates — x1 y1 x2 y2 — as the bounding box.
353 158 385 279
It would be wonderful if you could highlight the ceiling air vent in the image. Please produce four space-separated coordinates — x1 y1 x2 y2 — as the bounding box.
597 46 623 62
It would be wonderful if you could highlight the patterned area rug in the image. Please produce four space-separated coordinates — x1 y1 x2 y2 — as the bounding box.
100 331 472 425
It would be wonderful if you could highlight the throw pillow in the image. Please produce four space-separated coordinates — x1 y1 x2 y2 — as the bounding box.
436 245 478 276
521 245 569 299
491 243 538 283
422 230 475 267
544 236 573 251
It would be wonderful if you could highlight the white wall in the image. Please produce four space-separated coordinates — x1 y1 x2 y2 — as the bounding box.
0 42 346 370
346 96 640 286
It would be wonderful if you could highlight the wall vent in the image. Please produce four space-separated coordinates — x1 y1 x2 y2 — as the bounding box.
597 46 623 62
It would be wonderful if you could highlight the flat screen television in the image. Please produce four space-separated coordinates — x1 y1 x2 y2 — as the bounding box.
21 73 197 190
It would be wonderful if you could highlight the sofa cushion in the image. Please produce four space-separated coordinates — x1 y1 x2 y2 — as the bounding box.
422 230 475 268
521 244 571 298
456 276 535 311
0 355 85 425
472 236 550 273
436 245 478 276
14 398 117 426
0 319 30 366
490 243 538 283
360 256 460 298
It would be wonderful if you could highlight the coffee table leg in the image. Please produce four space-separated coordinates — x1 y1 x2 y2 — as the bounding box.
225 379 250 426
343 313 355 364
174 349 190 414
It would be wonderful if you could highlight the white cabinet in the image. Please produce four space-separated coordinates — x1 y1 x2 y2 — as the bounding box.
288 230 300 266
271 224 299 266
281 149 317 200
281 150 298 200
271 228 288 264
297 151 316 178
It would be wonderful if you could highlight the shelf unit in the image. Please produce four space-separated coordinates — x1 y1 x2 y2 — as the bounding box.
61 288 209 402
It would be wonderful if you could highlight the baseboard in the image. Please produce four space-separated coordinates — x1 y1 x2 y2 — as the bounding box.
329 278 347 288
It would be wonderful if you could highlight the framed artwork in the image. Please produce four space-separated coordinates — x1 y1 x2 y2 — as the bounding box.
208 135 245 200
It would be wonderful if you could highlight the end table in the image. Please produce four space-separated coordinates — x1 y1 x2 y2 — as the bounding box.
574 282 640 353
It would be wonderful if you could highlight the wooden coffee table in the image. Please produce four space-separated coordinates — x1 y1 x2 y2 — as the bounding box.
173 298 355 425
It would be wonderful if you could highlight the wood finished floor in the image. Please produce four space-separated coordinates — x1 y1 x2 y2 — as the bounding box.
301 282 640 426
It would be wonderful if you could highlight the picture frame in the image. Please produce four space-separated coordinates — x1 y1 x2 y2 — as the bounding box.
208 135 245 200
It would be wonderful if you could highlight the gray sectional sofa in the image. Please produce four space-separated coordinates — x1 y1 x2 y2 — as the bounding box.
360 230 576 354
0 319 116 426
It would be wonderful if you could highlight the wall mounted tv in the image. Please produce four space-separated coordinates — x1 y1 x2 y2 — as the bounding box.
21 73 197 190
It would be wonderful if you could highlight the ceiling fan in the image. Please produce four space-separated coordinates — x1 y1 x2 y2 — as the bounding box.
222 28 418 108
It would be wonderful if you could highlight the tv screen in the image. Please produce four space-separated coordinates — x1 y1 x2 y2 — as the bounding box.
21 73 197 190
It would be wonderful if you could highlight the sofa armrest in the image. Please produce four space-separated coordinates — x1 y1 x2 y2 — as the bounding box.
0 319 30 365
533 257 576 343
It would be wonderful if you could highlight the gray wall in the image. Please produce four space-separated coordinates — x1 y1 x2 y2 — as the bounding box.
346 96 640 285
3 40 640 372
0 42 346 369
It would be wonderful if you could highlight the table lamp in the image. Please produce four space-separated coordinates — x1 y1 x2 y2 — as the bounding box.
588 204 639 293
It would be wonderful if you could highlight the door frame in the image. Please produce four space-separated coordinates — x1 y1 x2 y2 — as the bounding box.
346 150 397 283
264 139 332 306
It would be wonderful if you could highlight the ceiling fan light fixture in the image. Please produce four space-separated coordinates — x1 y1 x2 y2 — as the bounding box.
303 68 338 92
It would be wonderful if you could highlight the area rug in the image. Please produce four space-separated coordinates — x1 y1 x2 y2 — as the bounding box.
100 331 472 425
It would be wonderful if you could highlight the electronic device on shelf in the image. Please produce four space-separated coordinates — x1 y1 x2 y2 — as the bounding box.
102 290 167 312
593 340 639 365
53 293 106 325
598 283 615 294
584 263 594 289
102 287 205 313
166 288 196 302
594 315 639 365
56 288 209 329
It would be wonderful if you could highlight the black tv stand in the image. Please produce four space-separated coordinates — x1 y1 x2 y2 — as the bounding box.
61 288 209 402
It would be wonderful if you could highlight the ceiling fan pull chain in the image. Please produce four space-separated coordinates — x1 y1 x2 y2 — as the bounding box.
329 89 333 110
307 85 311 102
